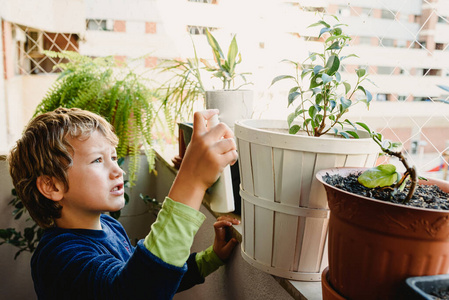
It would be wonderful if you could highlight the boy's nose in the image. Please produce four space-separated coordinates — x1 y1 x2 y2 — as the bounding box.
110 163 123 179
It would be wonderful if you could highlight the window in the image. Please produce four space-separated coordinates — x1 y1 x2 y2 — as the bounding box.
361 8 372 18
359 36 371 45
438 16 448 24
380 38 394 47
377 66 394 75
188 0 217 3
337 6 350 17
436 43 445 50
381 9 395 20
376 94 388 101
423 69 441 76
303 7 325 13
187 25 216 35
396 40 407 48
412 40 426 49
87 19 113 31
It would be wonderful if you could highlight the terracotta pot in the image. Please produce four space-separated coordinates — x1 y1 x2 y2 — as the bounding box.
316 167 449 300
321 267 346 300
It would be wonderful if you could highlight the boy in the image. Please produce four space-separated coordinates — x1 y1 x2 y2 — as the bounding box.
8 107 239 300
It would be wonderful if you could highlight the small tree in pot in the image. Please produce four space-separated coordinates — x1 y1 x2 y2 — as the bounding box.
234 14 379 281
271 15 372 137
317 133 449 300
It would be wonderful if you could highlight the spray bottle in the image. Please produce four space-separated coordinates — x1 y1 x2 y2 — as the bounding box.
207 114 235 213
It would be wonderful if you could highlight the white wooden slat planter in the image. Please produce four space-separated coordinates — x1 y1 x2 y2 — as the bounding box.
235 119 380 281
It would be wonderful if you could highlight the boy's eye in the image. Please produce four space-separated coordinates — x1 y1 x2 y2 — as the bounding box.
112 156 118 162
92 157 103 163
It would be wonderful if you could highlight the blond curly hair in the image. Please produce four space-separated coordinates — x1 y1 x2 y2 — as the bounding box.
8 108 118 228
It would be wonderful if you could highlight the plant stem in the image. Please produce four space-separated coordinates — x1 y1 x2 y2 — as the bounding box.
374 137 418 202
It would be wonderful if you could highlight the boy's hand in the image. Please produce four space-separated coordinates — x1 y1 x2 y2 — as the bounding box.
213 216 240 261
168 109 238 210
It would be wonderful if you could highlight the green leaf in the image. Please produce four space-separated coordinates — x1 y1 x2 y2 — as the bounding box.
227 35 238 73
365 89 373 102
332 27 343 36
308 21 331 28
340 97 352 111
325 35 344 43
355 122 371 134
358 164 399 188
271 75 295 86
339 131 350 139
310 74 323 89
289 86 299 94
288 91 301 106
322 73 333 85
344 130 359 138
329 100 337 111
325 55 340 75
295 106 306 116
301 69 313 79
309 105 317 119
335 72 341 82
326 41 341 50
356 68 366 77
308 52 317 61
341 54 359 61
311 87 322 94
289 125 300 134
287 112 296 127
319 27 331 37
315 93 323 105
343 82 351 94
313 65 324 75
205 29 225 66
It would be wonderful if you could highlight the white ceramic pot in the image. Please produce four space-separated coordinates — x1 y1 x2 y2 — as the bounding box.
234 119 380 281
205 90 253 131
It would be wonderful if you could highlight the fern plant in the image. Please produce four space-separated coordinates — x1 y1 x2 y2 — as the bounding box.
35 51 158 185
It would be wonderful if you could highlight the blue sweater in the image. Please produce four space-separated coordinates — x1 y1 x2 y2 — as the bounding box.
31 214 204 300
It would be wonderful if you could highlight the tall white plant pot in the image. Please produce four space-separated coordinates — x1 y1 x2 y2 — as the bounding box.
235 119 380 281
205 90 253 131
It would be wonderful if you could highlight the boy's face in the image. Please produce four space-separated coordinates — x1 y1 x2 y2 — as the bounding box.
60 130 125 220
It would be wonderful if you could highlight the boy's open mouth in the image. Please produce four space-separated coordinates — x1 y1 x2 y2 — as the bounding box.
111 183 124 193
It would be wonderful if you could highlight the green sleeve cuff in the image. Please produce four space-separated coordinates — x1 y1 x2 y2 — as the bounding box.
195 245 225 278
144 197 206 267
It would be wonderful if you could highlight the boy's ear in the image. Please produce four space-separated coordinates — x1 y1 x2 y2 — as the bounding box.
36 176 64 201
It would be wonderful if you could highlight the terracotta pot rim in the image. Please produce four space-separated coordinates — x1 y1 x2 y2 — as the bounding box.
316 166 449 213
322 267 346 300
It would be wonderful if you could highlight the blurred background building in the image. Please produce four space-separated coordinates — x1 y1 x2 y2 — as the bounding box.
1 0 448 178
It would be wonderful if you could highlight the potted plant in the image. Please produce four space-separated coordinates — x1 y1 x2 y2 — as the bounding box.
234 15 379 281
317 133 449 299
201 29 253 132
157 31 252 214
157 30 253 131
35 50 159 186
1 51 167 259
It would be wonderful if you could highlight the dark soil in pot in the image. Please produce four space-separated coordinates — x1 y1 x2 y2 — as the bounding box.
322 172 449 210
433 289 449 300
